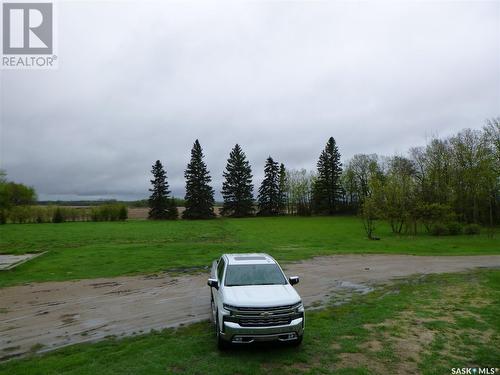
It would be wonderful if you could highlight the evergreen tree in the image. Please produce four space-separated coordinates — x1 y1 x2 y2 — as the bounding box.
221 144 254 217
257 157 280 216
183 140 215 219
148 160 178 220
313 137 343 214
278 163 287 214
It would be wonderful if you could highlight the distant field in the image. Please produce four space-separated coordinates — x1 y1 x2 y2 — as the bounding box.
127 207 151 220
0 216 498 287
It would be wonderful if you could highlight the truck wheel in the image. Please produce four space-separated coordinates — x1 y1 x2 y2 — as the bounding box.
216 312 230 350
210 298 216 324
290 335 303 347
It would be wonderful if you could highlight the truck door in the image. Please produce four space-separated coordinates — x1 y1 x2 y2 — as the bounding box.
214 257 225 315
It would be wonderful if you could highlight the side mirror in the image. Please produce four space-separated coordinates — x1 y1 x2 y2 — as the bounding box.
207 278 219 290
289 276 299 285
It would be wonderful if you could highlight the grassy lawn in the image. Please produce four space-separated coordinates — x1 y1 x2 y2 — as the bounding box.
0 216 498 287
1 270 498 375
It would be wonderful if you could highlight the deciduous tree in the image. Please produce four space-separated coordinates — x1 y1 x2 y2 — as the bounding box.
278 163 287 214
285 169 315 216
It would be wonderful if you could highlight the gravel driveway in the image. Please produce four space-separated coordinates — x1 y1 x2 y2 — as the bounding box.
1 254 499 360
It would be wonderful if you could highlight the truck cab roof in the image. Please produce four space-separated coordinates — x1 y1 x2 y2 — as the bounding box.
223 253 276 265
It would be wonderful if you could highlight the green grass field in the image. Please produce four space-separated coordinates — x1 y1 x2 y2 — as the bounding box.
1 270 498 375
0 216 498 287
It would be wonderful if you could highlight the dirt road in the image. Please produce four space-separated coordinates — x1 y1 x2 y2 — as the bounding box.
1 254 499 360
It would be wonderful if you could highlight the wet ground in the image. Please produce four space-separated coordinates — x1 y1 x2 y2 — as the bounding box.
1 254 499 360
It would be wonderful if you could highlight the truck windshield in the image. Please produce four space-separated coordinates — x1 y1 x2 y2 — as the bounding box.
224 264 286 286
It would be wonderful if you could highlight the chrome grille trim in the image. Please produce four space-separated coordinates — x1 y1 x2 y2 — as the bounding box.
227 303 302 327
226 302 301 313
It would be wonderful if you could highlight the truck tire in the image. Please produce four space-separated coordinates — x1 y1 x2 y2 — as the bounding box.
290 335 303 347
210 296 216 324
216 312 230 350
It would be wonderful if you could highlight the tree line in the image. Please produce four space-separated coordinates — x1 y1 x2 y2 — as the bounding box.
0 171 128 224
149 120 500 237
149 136 345 219
2 119 497 230
355 120 500 237
4 204 128 224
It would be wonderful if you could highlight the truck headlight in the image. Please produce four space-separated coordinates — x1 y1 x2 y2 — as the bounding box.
295 302 304 312
223 303 238 312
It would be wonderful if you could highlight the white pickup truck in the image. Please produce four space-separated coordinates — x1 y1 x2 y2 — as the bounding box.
207 253 304 349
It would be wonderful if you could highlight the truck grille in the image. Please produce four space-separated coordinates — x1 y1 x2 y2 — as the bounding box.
238 316 291 327
226 302 302 327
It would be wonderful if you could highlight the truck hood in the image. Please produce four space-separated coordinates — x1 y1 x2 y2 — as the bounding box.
222 284 301 308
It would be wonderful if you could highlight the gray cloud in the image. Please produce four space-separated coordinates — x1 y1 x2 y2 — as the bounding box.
1 1 499 200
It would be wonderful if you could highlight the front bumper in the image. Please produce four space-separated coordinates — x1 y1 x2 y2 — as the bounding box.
221 317 304 344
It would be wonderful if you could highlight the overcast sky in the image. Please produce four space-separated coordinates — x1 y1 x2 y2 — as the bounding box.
1 1 499 200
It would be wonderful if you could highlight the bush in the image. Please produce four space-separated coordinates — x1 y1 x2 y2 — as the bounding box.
296 202 312 216
90 204 127 222
464 224 481 235
119 205 128 221
417 203 455 233
8 206 32 223
52 208 64 223
430 223 449 236
447 222 462 235
36 206 54 223
0 210 7 224
0 205 91 224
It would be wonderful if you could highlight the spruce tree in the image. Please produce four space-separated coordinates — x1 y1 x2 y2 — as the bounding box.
148 160 178 220
221 144 254 217
257 157 280 216
183 140 215 219
313 137 343 214
278 163 287 214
